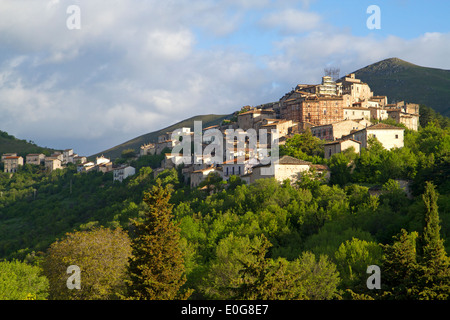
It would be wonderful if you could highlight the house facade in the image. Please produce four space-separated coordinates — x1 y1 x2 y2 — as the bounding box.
324 139 361 159
246 155 312 184
113 166 136 182
311 119 370 141
26 153 45 165
45 157 62 172
343 123 405 150
3 156 23 173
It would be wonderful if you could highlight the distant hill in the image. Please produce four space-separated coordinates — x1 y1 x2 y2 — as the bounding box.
353 57 450 116
0 130 56 158
90 113 232 160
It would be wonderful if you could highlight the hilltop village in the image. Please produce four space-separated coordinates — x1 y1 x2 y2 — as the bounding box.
140 73 419 188
1 73 419 188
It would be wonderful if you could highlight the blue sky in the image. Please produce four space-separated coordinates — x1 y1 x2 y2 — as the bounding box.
0 0 449 156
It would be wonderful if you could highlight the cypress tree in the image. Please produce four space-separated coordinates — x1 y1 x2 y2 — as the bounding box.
381 229 419 299
126 181 191 300
416 181 450 299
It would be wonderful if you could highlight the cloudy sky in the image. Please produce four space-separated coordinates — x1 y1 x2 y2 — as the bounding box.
1 0 449 156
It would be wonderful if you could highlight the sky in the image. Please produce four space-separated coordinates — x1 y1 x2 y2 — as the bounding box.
0 0 450 156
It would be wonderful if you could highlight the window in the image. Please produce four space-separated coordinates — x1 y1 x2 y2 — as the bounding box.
323 109 327 115
395 134 399 139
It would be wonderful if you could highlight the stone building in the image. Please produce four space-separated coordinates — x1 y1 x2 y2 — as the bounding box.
280 93 344 126
342 123 405 150
26 153 45 165
190 166 222 188
237 108 276 131
140 143 156 156
113 166 136 182
3 156 23 173
324 139 361 159
311 119 370 141
245 155 312 184
45 157 62 172
387 108 419 131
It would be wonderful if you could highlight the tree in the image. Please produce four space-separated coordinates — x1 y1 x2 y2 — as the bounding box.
416 182 450 299
126 181 191 300
280 130 325 162
234 234 340 300
42 227 132 300
201 234 259 299
381 183 450 299
334 238 383 292
0 260 49 300
381 229 419 299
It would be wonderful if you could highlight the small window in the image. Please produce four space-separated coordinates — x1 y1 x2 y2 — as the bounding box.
395 134 399 139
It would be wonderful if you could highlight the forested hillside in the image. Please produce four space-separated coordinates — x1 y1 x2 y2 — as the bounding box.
0 111 449 300
0 129 56 157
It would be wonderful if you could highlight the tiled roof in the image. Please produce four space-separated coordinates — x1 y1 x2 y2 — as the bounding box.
278 155 312 165
367 123 405 130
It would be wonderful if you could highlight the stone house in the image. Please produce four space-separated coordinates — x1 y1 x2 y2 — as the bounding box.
3 156 23 173
311 119 370 141
97 162 113 173
343 106 371 121
237 108 276 131
342 123 405 150
26 153 45 165
95 155 110 166
140 143 156 156
246 155 312 184
63 149 74 164
323 139 361 159
45 157 62 172
190 166 222 188
113 166 136 182
387 109 419 131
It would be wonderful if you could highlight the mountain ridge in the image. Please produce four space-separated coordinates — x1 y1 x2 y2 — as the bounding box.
353 57 450 116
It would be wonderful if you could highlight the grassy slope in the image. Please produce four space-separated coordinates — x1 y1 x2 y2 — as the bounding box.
354 57 450 116
90 113 232 160
0 132 56 158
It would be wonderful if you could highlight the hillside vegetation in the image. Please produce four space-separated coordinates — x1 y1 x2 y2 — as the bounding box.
0 130 56 158
355 58 450 117
0 117 449 300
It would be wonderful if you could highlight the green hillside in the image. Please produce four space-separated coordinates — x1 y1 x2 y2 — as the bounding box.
90 113 232 160
353 57 450 116
0 130 56 158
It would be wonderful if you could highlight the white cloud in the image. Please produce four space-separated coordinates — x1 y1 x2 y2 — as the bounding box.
261 9 322 34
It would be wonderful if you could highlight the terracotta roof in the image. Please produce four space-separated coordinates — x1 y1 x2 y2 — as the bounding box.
367 123 405 130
